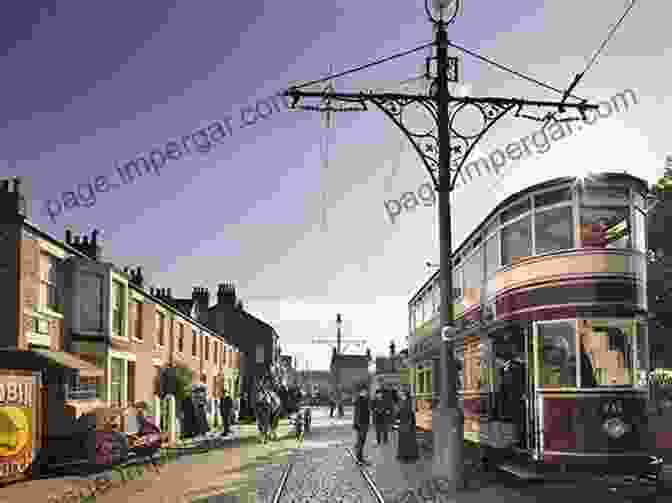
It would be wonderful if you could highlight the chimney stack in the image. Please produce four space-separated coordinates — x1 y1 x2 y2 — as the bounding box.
0 177 28 220
192 287 210 320
130 267 144 287
217 283 236 306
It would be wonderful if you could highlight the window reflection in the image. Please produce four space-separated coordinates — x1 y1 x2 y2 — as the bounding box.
579 320 640 386
580 207 630 248
539 322 577 388
501 216 532 266
535 206 574 254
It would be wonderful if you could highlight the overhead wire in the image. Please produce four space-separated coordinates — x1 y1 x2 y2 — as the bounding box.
581 0 637 79
289 42 434 91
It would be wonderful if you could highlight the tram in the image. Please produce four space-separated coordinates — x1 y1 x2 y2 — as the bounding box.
406 173 661 478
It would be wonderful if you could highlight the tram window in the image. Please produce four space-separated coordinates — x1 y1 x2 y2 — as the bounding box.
538 322 577 388
579 320 644 387
633 202 646 253
535 206 574 254
580 207 630 249
464 248 483 302
501 216 532 266
485 234 499 277
501 198 531 224
452 267 463 300
534 187 572 208
580 184 629 206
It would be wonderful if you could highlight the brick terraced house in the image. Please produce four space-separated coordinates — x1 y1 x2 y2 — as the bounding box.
0 177 242 436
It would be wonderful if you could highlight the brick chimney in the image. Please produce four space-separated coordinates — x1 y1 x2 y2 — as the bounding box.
65 228 102 260
217 283 236 306
130 267 144 288
192 287 210 318
0 177 28 221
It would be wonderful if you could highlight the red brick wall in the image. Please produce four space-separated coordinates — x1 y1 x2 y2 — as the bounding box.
19 234 40 350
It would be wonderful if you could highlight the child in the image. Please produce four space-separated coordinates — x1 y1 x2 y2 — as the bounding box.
291 412 305 444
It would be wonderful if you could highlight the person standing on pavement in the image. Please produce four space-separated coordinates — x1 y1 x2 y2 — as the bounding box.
220 391 233 436
329 394 335 418
372 390 390 445
353 385 371 464
396 391 419 462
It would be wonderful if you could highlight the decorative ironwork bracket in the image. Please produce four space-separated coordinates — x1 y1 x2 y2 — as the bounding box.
283 88 598 192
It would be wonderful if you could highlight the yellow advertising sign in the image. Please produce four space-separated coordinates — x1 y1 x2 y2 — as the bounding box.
0 372 39 483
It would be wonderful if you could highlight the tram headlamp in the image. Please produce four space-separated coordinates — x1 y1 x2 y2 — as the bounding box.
602 417 631 439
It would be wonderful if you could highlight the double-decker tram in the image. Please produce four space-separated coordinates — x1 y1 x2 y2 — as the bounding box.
406 173 662 480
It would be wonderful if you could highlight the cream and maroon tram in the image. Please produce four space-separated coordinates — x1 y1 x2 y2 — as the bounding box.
407 173 660 477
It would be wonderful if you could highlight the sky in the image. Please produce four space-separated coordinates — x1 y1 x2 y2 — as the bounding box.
1 1 670 370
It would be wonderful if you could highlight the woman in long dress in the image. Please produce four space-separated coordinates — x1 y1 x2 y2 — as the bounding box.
396 391 419 462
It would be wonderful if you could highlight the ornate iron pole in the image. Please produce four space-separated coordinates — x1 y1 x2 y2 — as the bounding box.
282 0 597 491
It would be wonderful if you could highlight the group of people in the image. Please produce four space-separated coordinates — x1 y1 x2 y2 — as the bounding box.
353 385 418 465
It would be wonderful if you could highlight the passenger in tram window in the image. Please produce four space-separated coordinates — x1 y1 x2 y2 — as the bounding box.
580 340 598 388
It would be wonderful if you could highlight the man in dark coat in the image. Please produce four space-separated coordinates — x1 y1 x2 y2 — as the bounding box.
372 390 391 445
353 385 371 464
220 392 234 436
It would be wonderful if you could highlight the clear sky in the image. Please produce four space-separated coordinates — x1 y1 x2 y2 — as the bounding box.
1 1 669 370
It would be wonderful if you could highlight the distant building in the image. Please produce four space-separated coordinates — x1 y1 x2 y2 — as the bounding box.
371 342 410 396
330 349 371 401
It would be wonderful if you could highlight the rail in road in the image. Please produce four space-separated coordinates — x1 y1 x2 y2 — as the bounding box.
271 447 385 503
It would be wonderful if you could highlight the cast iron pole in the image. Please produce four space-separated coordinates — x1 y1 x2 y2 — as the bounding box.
434 15 464 487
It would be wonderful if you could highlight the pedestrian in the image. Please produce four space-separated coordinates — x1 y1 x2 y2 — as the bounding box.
220 391 233 436
396 391 419 462
338 397 344 418
329 395 335 418
353 385 371 465
372 390 391 445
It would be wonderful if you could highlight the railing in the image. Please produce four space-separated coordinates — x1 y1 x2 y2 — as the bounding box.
65 383 98 400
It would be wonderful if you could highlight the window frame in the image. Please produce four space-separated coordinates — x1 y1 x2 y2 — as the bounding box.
192 329 198 358
131 299 143 341
111 280 126 338
534 318 580 390
533 203 575 255
155 310 165 347
40 252 61 313
177 323 184 354
579 205 632 249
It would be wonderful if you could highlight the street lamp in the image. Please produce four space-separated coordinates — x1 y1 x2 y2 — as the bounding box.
283 0 597 489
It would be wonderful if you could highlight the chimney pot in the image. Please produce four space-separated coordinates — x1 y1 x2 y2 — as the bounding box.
82 236 89 246
167 288 172 298
92 229 98 245
73 235 80 245
13 178 21 192
65 229 72 244
1 180 8 191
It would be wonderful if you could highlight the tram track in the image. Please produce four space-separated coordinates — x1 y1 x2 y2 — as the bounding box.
270 447 385 503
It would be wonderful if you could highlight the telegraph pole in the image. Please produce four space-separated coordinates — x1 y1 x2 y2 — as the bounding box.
283 0 597 490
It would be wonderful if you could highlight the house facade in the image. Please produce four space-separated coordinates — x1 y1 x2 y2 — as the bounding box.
0 177 242 434
205 283 280 414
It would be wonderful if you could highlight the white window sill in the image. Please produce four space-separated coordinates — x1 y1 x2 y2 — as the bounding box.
38 307 64 319
111 334 128 341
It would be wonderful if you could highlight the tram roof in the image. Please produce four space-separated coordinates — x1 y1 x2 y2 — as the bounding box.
407 172 649 306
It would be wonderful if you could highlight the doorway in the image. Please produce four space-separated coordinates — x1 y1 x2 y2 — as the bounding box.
492 329 530 451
